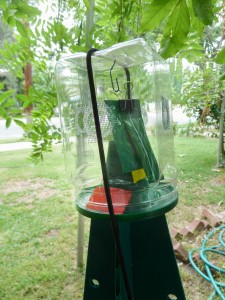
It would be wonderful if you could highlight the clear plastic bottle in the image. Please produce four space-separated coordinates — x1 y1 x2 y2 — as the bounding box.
55 38 178 220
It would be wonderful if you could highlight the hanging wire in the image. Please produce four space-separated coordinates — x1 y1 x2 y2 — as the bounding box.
110 60 120 93
86 49 134 300
110 60 133 99
110 60 124 101
109 60 120 93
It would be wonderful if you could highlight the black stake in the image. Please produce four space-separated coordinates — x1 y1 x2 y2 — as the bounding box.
86 48 134 300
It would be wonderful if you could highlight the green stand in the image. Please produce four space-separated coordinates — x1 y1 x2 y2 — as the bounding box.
83 215 186 300
81 108 185 299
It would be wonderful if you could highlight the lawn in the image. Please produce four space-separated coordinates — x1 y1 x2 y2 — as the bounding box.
0 137 224 299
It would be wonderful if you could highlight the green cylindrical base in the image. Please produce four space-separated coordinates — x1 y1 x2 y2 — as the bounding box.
77 187 178 221
76 196 177 221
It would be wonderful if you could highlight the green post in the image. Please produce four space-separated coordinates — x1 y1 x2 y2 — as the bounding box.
83 215 185 300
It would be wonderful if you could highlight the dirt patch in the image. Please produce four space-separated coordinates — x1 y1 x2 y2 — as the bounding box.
210 174 225 186
45 229 59 238
1 178 56 194
190 186 213 196
168 202 225 232
168 204 205 230
26 204 34 210
1 178 57 203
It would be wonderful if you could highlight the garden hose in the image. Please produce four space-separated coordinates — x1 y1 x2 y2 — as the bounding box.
189 225 225 299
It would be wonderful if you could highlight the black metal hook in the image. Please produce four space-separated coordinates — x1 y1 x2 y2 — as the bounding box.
110 60 120 93
110 60 132 103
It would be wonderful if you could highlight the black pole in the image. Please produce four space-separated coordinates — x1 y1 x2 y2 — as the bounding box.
86 48 134 300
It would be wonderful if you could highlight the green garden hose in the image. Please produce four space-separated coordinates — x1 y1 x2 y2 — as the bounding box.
189 225 225 300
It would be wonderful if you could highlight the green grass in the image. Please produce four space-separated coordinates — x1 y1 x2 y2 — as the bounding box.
0 137 28 144
0 137 224 299
174 137 225 205
0 147 86 300
171 137 225 300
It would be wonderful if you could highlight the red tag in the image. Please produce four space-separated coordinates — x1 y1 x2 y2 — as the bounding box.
86 186 132 214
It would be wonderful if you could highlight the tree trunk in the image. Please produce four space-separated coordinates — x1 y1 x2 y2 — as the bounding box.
23 62 33 123
216 9 225 167
23 23 33 123
217 96 225 167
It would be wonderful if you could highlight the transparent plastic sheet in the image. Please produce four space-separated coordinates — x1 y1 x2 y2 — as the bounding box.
55 38 178 217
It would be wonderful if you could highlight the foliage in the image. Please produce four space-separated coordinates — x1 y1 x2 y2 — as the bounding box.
181 63 223 125
0 0 224 162
0 0 62 161
141 0 216 59
171 18 225 130
93 0 142 47
175 122 219 138
0 18 14 47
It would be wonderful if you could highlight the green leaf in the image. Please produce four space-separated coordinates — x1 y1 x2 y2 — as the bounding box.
192 0 213 26
14 119 26 128
2 8 10 22
190 15 205 36
214 47 225 64
6 117 12 128
0 82 5 90
96 19 108 26
0 90 16 104
10 108 22 115
0 48 12 60
180 49 204 62
4 98 15 108
160 0 190 58
141 0 179 32
0 0 7 10
188 43 204 51
14 11 28 19
218 73 225 81
4 43 16 57
35 26 40 37
0 107 6 118
23 99 33 108
83 0 90 10
7 16 16 26
16 20 28 37
16 4 41 17
17 94 29 102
